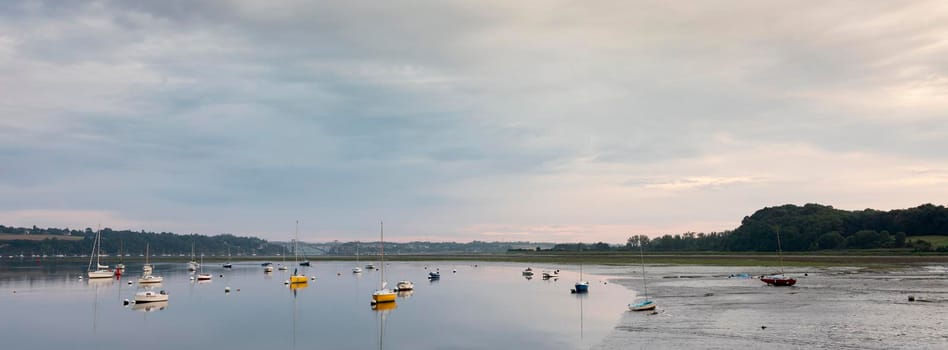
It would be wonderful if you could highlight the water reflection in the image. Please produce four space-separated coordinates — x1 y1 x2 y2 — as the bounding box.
131 301 168 312
575 292 588 341
396 290 414 299
289 281 308 291
0 261 628 350
373 302 396 350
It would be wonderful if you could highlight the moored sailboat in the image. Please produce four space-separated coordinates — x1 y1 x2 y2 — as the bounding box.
86 227 112 279
187 242 199 271
289 220 307 284
371 221 396 304
629 241 656 311
761 226 796 287
196 254 211 281
222 245 232 268
573 264 589 293
138 244 163 284
353 241 363 273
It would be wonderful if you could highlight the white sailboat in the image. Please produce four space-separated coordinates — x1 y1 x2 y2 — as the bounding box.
142 246 153 274
629 242 656 311
138 243 163 284
196 254 211 280
371 221 395 304
187 242 199 271
278 245 289 271
86 227 112 279
353 241 363 273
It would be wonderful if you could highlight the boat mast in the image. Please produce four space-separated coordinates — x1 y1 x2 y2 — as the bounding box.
639 238 648 300
295 220 299 265
775 225 785 275
87 226 99 272
379 220 384 289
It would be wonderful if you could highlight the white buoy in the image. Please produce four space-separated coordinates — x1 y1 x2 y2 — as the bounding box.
123 299 130 305
225 287 231 293
78 276 83 280
310 276 316 280
284 280 289 285
453 269 457 273
189 276 195 280
128 281 133 285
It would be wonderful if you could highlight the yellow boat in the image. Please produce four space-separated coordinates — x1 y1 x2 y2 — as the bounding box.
289 280 308 290
372 289 396 303
290 274 308 284
289 221 310 284
371 220 396 304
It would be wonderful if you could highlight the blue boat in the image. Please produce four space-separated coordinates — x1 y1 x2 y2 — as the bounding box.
572 264 589 293
428 272 440 280
629 300 655 311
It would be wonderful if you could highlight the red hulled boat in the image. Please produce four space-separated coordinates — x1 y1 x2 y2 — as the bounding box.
760 274 796 286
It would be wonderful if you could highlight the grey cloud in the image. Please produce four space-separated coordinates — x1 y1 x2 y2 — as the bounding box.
2 1 947 240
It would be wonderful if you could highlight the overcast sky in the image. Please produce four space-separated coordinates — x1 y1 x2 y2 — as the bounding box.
2 1 946 243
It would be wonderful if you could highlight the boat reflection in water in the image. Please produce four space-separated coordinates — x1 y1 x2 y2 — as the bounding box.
396 289 414 299
373 299 395 350
289 281 308 291
131 301 168 313
372 301 397 311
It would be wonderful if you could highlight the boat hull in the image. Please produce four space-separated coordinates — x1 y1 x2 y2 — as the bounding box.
138 276 163 284
135 291 169 303
87 270 113 279
372 291 396 303
629 300 656 311
290 275 308 283
574 283 589 293
761 275 796 286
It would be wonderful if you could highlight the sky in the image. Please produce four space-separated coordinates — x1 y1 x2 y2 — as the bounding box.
1 1 947 243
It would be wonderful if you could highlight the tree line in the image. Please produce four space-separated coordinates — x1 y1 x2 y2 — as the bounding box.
552 203 947 252
0 225 279 256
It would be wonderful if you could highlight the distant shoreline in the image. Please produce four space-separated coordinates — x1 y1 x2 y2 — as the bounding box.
12 252 947 267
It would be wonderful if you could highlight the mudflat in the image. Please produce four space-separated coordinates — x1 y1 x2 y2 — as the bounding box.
595 264 948 350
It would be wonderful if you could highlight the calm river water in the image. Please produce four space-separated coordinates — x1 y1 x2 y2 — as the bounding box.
0 260 630 350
